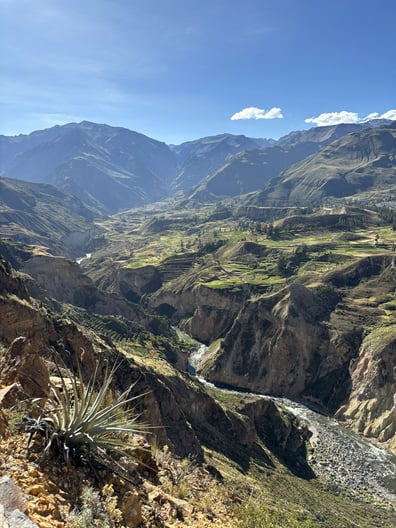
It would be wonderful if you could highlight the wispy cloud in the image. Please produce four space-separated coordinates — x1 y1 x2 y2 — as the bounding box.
305 109 396 127
231 106 283 121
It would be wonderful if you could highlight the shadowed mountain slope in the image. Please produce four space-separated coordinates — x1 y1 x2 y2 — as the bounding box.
187 142 320 202
171 133 274 192
0 121 178 213
0 176 101 257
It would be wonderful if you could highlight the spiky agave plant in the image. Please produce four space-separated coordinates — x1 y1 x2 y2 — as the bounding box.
17 357 149 472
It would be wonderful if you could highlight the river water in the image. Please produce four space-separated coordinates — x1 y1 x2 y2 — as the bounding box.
76 252 92 264
187 342 396 508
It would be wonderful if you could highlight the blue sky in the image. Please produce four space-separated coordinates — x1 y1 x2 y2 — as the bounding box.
1 0 395 144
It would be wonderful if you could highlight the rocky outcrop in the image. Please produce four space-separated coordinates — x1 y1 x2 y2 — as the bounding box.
239 397 313 478
151 283 247 343
0 337 49 399
22 254 96 306
200 283 354 410
0 476 39 528
0 291 57 347
21 254 165 333
95 264 162 303
0 257 29 300
336 326 396 454
327 254 394 288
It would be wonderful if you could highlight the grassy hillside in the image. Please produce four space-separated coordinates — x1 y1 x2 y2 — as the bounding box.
1 196 396 526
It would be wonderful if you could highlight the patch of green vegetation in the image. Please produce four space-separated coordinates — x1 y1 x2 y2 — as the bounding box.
297 260 339 275
92 203 396 289
363 324 396 353
233 496 317 528
381 299 396 312
203 278 243 290
0 341 7 358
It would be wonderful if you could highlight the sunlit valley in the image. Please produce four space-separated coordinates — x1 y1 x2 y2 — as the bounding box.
0 118 395 527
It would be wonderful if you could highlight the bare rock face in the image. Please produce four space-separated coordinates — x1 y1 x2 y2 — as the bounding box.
0 296 56 345
22 255 95 306
0 476 39 528
336 327 396 453
97 265 162 303
0 337 49 399
239 398 313 478
21 254 159 331
0 258 29 300
200 283 353 410
0 476 27 514
151 283 247 343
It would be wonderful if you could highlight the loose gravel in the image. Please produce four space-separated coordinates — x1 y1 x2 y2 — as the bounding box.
281 398 396 509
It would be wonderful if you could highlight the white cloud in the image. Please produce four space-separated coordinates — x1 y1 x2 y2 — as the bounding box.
380 109 396 121
305 109 396 127
304 111 360 126
231 106 283 121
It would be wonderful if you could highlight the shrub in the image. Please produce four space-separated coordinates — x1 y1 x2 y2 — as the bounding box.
16 356 148 473
66 484 122 528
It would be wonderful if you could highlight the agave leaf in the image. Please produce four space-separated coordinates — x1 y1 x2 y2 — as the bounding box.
19 353 150 474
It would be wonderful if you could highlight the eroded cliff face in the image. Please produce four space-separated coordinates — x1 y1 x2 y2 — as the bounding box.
0 258 309 472
101 265 162 303
151 283 247 343
200 283 354 410
336 327 396 454
20 254 168 334
149 251 395 451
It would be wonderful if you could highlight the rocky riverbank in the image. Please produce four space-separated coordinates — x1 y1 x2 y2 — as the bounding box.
280 399 396 510
189 341 396 511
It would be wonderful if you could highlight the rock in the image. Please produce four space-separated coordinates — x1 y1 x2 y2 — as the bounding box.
240 398 314 478
106 265 162 302
0 383 25 410
0 476 27 513
337 326 396 454
0 476 38 527
21 254 150 327
199 282 351 407
0 504 8 528
6 508 39 528
25 484 47 497
145 482 194 519
0 337 49 399
119 490 143 527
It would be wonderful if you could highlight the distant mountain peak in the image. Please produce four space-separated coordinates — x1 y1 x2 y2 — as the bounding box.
1 119 394 213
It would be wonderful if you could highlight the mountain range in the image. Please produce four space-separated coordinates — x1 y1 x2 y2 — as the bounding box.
1 119 396 526
250 120 396 206
1 119 394 214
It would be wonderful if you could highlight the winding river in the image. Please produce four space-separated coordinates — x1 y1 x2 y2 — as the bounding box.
187 342 396 508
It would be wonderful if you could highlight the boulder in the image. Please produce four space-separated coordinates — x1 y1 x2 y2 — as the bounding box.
0 337 49 399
